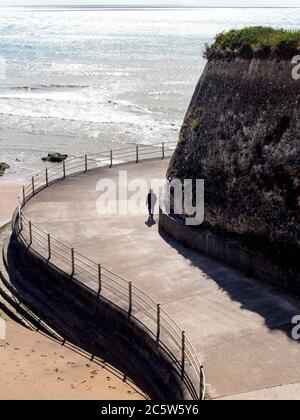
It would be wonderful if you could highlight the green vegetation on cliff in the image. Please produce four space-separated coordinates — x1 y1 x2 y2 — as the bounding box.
0 162 9 176
189 119 202 133
206 27 300 59
178 134 186 145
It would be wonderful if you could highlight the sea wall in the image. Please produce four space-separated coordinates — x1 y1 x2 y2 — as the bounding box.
166 56 300 285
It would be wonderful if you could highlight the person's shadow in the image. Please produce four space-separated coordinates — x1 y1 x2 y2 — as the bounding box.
145 216 156 228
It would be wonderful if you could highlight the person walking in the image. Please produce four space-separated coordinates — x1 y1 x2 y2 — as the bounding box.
147 189 157 221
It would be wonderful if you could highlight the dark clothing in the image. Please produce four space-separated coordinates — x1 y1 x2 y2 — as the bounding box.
147 192 157 219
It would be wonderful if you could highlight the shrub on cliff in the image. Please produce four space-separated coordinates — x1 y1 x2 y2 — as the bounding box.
205 27 300 59
0 162 9 176
189 119 202 133
178 134 186 145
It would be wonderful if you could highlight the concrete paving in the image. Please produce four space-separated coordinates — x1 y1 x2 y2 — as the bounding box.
218 382 300 400
24 159 300 400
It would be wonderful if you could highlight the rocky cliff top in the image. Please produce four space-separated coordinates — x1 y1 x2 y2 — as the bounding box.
205 27 300 60
167 53 300 273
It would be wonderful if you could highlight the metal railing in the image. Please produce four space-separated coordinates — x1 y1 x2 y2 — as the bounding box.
12 141 205 400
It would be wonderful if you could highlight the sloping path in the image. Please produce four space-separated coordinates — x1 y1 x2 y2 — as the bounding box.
24 159 300 399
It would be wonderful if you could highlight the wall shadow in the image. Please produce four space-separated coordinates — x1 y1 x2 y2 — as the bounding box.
159 228 300 341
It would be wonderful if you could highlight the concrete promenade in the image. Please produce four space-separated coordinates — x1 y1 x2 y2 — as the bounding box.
24 159 300 400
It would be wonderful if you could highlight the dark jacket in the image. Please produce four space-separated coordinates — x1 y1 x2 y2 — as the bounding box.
147 192 157 210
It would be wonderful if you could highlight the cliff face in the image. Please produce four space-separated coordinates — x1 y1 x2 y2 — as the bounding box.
167 57 300 271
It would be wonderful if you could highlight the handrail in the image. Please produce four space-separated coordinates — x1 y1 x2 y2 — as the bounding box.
12 141 205 400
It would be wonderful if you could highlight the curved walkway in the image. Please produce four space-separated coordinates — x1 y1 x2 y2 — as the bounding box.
23 159 300 399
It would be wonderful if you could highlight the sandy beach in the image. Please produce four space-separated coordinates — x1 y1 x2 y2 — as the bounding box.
0 316 146 400
0 179 146 400
0 180 23 227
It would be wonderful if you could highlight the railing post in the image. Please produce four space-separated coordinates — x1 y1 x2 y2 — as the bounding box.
162 142 165 160
84 155 88 173
29 221 32 245
45 168 49 187
110 150 113 168
128 281 132 317
200 365 204 400
18 196 21 218
48 234 51 261
18 197 22 232
71 248 75 277
63 160 66 179
181 331 185 380
32 177 35 196
97 264 102 296
136 145 139 164
19 211 23 233
18 206 23 233
22 186 26 207
156 303 161 343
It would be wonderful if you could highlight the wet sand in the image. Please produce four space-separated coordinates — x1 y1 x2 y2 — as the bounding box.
0 316 146 400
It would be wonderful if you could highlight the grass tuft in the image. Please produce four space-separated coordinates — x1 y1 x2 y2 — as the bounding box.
205 27 300 59
189 119 202 133
178 134 186 145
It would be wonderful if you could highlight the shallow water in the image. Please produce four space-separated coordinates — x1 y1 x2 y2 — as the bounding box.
0 6 299 177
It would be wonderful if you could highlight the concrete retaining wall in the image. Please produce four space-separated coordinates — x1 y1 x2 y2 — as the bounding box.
159 210 300 294
13 228 197 400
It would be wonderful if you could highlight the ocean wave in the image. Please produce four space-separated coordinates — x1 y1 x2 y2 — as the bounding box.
0 110 157 125
4 84 90 91
0 93 159 115
0 110 178 131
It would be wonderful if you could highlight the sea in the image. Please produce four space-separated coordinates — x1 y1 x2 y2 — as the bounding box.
0 5 300 176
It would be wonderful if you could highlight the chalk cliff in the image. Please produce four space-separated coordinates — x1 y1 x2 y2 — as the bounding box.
167 55 300 274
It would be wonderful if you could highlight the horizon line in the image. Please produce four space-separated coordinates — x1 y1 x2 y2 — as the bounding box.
2 5 300 9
